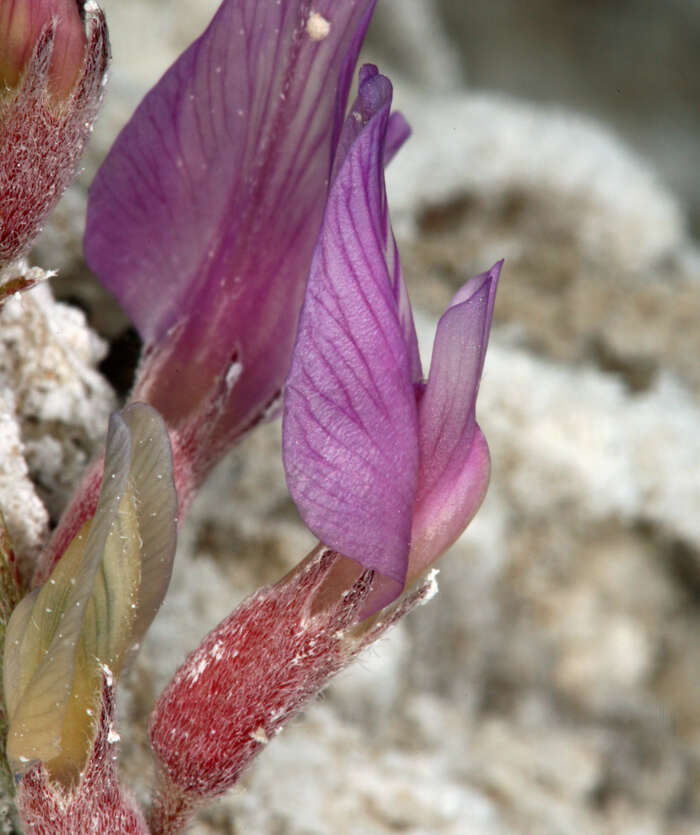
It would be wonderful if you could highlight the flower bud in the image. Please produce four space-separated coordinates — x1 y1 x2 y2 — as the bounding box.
0 0 87 99
3 404 176 786
0 1 109 267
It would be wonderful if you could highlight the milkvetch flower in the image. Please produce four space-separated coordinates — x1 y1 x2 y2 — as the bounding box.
146 64 498 830
40 0 381 587
84 0 380 510
36 0 386 590
282 65 500 602
0 0 108 267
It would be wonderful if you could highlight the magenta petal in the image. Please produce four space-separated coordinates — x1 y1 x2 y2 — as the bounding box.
85 0 376 341
417 262 500 498
409 263 501 573
384 111 412 166
409 426 491 579
330 65 420 383
283 74 418 585
331 65 410 178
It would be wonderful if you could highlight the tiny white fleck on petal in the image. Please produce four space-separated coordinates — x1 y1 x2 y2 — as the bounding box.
306 11 330 41
225 361 243 391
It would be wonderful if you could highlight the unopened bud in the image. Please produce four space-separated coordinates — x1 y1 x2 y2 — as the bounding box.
0 0 86 99
3 404 176 786
0 1 109 267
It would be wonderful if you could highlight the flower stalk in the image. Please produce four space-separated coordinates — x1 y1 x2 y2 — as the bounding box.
0 1 502 830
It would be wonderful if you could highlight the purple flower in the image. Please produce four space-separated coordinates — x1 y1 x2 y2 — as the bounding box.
85 0 379 507
282 66 500 601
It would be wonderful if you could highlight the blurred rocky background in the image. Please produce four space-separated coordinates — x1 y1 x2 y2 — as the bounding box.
0 0 697 832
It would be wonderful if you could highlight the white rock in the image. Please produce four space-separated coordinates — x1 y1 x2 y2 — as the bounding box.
388 89 684 269
0 282 115 520
0 390 48 578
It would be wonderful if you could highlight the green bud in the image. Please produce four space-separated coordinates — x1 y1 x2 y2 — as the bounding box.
3 404 177 786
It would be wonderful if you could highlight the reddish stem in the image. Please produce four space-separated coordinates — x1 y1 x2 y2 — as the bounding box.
147 768 198 835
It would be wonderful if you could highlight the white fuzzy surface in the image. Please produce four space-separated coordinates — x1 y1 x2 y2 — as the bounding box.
388 88 684 269
478 342 700 547
0 389 48 577
0 282 115 524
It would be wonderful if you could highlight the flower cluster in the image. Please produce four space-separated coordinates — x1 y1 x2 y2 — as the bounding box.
0 1 500 832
